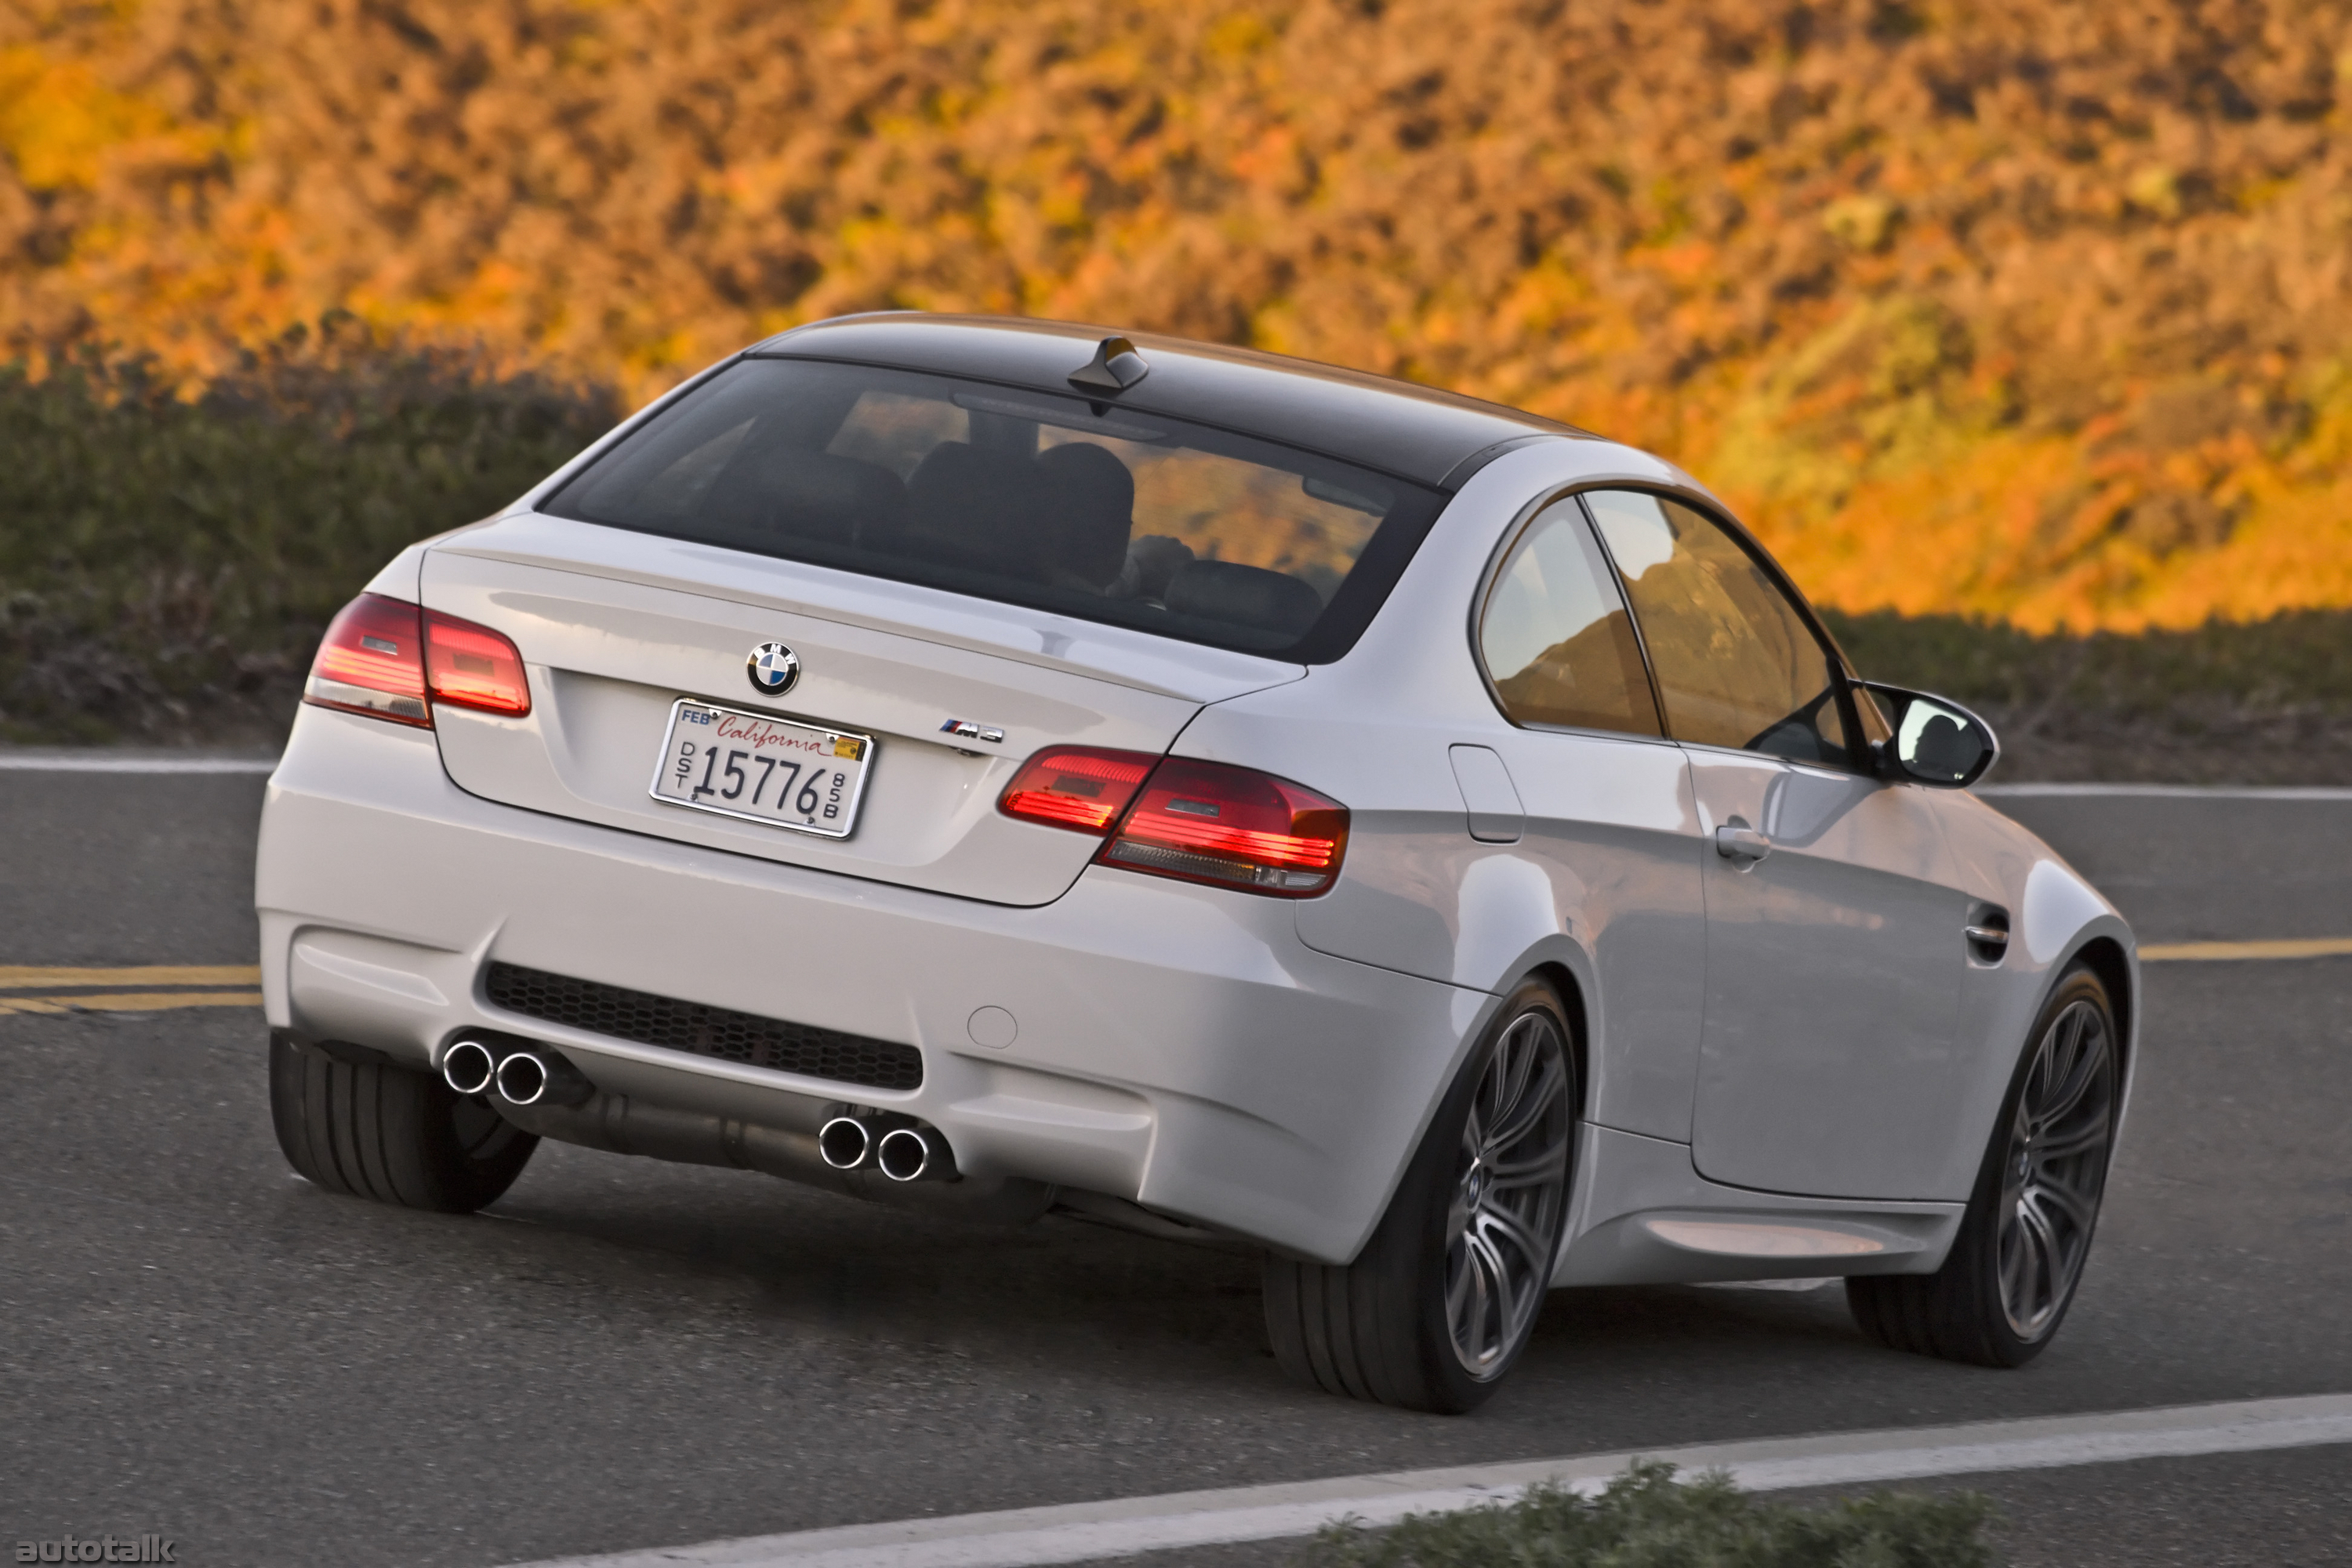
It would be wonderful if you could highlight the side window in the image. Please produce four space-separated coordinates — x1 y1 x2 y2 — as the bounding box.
1583 490 1851 766
1477 496 1663 738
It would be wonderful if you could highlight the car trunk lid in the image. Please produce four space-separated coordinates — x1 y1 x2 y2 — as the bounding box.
418 513 1305 906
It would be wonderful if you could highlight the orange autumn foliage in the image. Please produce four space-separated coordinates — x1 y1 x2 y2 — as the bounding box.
3 0 2350 632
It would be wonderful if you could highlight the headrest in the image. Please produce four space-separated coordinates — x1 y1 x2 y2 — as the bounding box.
902 442 1047 578
1035 442 1135 588
700 447 904 545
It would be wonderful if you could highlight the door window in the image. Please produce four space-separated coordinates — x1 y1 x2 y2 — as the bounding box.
1583 490 1850 765
1477 496 1662 737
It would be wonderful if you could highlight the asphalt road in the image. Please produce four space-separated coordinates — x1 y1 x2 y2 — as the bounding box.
2 772 2348 1566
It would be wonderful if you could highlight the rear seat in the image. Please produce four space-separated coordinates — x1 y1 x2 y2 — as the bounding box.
897 442 1051 579
1166 560 1324 637
700 446 905 546
697 434 1327 642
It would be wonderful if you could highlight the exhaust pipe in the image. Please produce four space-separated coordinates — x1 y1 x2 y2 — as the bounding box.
493 1047 593 1108
493 1091 1042 1221
877 1125 953 1183
441 1040 497 1097
817 1112 956 1181
817 1116 873 1171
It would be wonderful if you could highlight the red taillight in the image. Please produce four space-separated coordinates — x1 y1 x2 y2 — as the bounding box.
1000 746 1350 895
304 593 532 727
998 746 1157 833
305 593 430 727
1102 758 1349 898
423 610 532 717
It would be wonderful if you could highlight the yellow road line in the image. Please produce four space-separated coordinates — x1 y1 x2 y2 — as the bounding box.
0 991 262 1014
0 964 260 988
2140 938 2352 963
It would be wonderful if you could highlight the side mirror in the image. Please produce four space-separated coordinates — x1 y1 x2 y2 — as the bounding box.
1859 683 1998 789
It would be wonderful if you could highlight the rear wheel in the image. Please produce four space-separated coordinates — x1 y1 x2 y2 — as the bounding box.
270 1033 538 1214
1265 982 1577 1413
1848 964 2118 1367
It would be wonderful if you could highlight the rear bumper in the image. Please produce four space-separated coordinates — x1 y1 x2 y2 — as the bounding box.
256 706 1488 1261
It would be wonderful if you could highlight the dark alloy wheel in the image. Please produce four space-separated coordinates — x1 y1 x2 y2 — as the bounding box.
1849 964 2119 1367
1265 982 1577 1412
270 1033 539 1213
1443 1004 1574 1380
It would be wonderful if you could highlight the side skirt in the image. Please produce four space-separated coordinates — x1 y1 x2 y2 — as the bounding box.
1552 1124 1965 1287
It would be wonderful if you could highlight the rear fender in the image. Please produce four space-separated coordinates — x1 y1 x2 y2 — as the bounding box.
360 542 430 601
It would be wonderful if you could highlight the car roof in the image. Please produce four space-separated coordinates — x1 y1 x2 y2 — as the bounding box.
750 313 1587 489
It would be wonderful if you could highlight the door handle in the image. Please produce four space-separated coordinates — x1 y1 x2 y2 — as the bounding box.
1715 825 1773 862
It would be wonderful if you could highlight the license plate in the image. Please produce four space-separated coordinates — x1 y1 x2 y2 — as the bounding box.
648 699 875 839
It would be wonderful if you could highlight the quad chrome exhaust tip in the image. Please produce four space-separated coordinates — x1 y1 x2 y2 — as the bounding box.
441 1039 497 1097
445 1041 593 1108
495 1048 594 1108
495 1051 555 1106
818 1116 872 1171
875 1126 943 1183
818 1113 954 1182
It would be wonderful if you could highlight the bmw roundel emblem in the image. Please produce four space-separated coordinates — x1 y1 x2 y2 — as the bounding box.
746 641 800 697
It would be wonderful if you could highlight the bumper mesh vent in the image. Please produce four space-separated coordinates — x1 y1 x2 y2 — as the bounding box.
484 962 922 1091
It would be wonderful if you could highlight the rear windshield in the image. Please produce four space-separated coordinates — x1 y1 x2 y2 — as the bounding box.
541 358 1449 660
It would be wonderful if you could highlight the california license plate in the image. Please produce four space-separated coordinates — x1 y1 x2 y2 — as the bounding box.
648 699 875 838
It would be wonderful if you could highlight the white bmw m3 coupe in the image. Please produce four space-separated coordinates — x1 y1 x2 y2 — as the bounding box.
258 314 2136 1412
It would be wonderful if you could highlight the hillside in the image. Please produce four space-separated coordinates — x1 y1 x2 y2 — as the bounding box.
3 0 2351 633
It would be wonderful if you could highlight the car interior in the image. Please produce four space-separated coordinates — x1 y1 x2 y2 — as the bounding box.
549 360 1391 652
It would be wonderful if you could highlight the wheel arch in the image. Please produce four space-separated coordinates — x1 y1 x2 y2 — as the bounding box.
1520 957 1595 1123
2063 933 2141 1155
2068 935 2136 1076
1316 956 1591 1271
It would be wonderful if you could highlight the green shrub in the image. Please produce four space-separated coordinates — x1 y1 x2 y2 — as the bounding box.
0 322 2343 759
1301 1461 1996 1568
1820 607 2352 719
0 318 616 742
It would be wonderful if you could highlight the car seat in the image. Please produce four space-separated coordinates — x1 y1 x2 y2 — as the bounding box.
897 442 1051 579
1034 442 1136 590
1164 560 1324 638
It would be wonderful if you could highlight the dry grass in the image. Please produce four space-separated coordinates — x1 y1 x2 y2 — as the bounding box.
4 2 2351 632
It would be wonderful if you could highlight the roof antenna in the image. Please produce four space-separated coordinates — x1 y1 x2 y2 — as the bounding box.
1069 336 1150 394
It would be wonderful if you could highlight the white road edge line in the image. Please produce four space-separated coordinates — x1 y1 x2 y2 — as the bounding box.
0 754 278 774
1976 782 2352 800
504 1392 2352 1568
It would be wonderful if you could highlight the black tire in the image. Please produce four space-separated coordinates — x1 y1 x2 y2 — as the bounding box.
270 1033 538 1214
1848 964 2120 1367
1265 981 1577 1414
